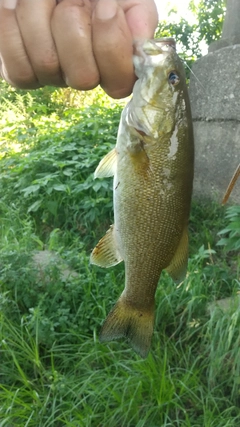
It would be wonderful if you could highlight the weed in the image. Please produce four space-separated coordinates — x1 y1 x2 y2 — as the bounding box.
217 205 240 254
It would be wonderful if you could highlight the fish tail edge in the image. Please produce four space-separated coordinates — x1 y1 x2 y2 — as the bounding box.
99 297 154 359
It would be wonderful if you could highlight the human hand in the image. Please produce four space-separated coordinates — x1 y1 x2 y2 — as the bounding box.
0 0 158 98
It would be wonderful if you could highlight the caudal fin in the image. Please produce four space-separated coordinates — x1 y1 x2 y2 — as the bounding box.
99 297 154 358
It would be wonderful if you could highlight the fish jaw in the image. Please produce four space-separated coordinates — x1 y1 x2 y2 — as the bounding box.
132 40 179 108
133 39 176 79
127 52 190 142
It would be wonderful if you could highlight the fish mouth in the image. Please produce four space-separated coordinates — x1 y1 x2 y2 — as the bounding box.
154 37 176 50
133 37 176 59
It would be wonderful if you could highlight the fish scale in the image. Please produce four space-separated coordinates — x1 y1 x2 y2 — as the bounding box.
90 38 194 358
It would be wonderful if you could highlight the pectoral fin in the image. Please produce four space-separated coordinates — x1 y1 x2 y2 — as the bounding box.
94 148 117 179
90 225 123 268
165 226 189 283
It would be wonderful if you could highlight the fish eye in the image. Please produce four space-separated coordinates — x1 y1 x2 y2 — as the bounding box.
168 71 180 86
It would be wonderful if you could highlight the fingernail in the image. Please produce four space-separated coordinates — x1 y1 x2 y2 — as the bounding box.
95 0 117 20
2 0 17 9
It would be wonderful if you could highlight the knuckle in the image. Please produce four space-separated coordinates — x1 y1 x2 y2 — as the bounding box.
104 86 132 99
66 72 100 90
36 57 59 75
4 70 38 89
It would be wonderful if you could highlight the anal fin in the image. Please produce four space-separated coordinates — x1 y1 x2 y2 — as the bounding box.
165 226 189 283
90 225 123 268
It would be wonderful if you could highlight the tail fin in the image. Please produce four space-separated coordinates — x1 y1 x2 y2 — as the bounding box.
99 297 154 359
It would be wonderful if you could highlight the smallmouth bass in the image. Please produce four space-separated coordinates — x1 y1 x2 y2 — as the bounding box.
90 38 194 358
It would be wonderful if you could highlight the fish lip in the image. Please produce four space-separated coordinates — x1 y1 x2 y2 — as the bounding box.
133 39 160 59
133 38 176 64
154 37 176 51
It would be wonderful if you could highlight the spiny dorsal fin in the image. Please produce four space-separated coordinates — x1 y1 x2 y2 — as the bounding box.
90 225 123 268
94 148 117 179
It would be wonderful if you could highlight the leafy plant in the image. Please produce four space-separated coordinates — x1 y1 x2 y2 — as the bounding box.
217 205 240 254
0 99 122 245
155 0 226 74
194 0 226 45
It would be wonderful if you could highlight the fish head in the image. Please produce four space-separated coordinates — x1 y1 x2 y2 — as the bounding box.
133 38 186 104
131 38 190 137
133 38 176 75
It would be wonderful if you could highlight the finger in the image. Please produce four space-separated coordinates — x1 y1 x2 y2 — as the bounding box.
92 0 135 99
0 56 3 79
119 0 158 40
0 0 39 88
16 0 66 87
51 0 100 90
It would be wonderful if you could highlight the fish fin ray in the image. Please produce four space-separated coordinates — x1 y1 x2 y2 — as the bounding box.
165 226 189 283
94 148 117 179
100 296 154 358
90 225 123 268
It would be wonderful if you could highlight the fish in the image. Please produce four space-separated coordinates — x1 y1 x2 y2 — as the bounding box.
90 38 194 358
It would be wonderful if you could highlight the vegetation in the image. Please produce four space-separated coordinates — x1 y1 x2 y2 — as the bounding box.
0 79 239 426
156 0 226 71
0 1 239 424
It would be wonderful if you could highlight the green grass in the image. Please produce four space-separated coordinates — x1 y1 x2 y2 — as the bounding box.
0 81 240 426
0 203 239 427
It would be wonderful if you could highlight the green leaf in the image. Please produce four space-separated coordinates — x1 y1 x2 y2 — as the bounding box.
52 184 67 192
22 184 40 197
27 200 42 213
46 201 58 216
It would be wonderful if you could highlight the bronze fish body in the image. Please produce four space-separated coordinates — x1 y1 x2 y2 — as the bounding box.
90 39 194 358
